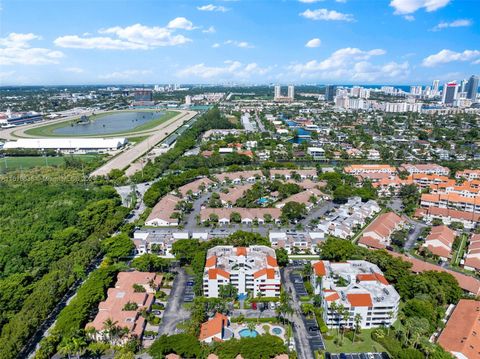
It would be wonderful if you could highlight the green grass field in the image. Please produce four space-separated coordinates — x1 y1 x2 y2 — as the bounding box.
324 329 388 354
23 110 178 138
0 155 102 173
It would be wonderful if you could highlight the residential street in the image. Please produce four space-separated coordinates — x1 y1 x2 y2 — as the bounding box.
157 268 190 336
281 268 315 359
404 217 427 250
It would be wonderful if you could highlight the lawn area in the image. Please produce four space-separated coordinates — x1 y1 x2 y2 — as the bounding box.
23 110 178 137
0 155 102 173
324 329 388 354
451 233 468 266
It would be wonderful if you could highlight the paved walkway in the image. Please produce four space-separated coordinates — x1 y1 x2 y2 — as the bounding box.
90 111 197 177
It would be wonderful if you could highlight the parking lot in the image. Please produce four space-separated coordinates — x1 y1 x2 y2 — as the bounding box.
290 272 309 298
326 353 389 359
183 275 195 302
304 317 325 351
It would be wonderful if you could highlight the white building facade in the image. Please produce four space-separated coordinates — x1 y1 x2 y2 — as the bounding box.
312 260 400 329
203 245 281 298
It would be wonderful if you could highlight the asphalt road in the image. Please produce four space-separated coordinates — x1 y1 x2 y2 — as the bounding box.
157 268 190 336
404 217 427 250
90 110 197 177
281 268 315 359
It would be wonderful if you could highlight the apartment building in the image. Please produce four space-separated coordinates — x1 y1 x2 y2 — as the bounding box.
415 207 480 230
203 246 281 298
145 194 182 227
214 170 265 185
200 208 282 225
312 260 400 329
421 193 480 214
317 197 381 239
399 163 450 176
358 212 406 249
177 177 215 198
86 271 162 343
456 169 480 181
269 231 325 254
132 231 189 257
437 299 480 359
275 188 326 210
422 225 457 261
344 164 396 175
463 234 480 272
270 169 318 181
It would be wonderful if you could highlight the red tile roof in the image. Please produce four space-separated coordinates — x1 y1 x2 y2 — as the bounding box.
313 261 326 276
347 293 373 307
437 299 480 358
388 251 480 296
199 312 229 341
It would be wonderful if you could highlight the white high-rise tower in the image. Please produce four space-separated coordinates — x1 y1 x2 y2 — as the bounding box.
274 85 281 99
287 85 295 100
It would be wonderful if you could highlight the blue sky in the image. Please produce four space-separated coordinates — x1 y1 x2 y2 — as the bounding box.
0 0 479 85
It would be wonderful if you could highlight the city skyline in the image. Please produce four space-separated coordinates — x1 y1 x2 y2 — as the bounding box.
0 0 479 85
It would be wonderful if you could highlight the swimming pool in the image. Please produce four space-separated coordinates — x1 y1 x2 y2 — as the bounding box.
239 329 258 338
271 327 282 335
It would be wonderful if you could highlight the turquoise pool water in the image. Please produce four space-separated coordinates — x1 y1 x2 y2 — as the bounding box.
272 327 282 335
239 329 258 338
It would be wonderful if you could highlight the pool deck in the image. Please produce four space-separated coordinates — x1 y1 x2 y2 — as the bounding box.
231 323 286 341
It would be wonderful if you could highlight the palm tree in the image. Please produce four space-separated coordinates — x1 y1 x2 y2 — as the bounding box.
329 302 339 337
340 306 350 345
353 313 362 342
58 339 74 359
102 318 120 344
247 321 256 333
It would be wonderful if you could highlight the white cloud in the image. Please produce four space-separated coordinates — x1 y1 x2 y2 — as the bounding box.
422 49 480 67
404 15 415 21
305 38 321 48
224 40 254 48
167 17 195 30
0 32 64 65
203 26 216 33
300 8 354 22
54 35 148 50
177 60 270 80
197 4 229 12
299 0 325 3
55 20 193 50
99 69 152 80
390 0 450 15
286 47 407 82
432 19 472 31
212 43 221 48
64 67 84 73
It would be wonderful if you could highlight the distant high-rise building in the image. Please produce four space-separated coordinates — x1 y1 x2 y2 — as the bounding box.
466 75 479 100
432 80 440 96
460 79 468 93
287 85 295 100
132 89 154 106
274 85 281 99
442 82 458 105
325 85 337 102
185 95 192 106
